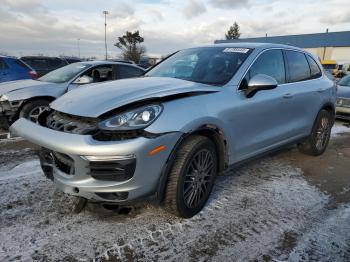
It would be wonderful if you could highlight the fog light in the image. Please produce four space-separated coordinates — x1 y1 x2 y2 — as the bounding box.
80 155 135 161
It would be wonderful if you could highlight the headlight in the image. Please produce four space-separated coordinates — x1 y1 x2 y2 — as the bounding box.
98 104 163 130
0 95 8 102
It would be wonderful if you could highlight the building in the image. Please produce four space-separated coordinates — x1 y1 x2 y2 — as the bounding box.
215 31 350 63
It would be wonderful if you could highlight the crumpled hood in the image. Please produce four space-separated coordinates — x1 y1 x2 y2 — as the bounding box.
337 85 350 98
51 77 220 117
0 79 65 101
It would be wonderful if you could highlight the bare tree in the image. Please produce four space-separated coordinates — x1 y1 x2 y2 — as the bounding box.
114 31 146 63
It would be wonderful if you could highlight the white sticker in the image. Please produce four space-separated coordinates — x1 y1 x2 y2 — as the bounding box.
223 48 250 53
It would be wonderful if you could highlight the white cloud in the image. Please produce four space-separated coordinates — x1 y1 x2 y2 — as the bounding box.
210 0 249 9
0 0 350 58
182 0 207 19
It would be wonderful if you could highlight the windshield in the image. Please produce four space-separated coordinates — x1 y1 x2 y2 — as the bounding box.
145 47 252 86
38 63 91 83
338 75 350 87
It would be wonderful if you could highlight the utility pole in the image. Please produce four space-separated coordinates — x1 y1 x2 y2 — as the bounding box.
77 38 80 58
322 28 329 60
103 11 109 60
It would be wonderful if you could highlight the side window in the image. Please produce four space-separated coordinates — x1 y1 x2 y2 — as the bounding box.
49 59 66 69
117 65 144 79
306 55 322 79
285 50 311 82
0 58 8 70
81 65 113 83
240 49 285 89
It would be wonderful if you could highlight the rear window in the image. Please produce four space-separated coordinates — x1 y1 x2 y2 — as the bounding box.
306 55 322 79
14 59 31 69
117 65 144 79
285 50 310 82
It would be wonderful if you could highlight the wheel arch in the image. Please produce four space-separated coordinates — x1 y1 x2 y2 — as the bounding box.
16 96 56 119
320 102 335 124
156 123 229 203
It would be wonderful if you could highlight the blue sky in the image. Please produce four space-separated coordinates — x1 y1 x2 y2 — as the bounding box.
0 0 349 59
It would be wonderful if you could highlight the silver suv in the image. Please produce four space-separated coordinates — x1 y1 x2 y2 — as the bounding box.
11 43 336 218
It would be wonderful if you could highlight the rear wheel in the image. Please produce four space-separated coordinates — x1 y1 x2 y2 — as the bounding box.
164 135 217 218
298 110 332 156
19 99 50 123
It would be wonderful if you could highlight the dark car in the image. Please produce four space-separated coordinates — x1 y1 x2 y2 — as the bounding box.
61 57 82 64
0 56 38 83
20 56 68 77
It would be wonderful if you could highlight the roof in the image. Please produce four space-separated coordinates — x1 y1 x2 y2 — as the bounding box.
80 60 145 70
215 31 350 48
197 42 304 51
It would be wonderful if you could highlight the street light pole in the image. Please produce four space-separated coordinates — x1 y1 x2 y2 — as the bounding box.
77 38 80 58
103 10 109 60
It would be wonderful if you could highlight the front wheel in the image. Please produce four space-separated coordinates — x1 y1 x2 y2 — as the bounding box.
298 110 332 156
19 99 50 123
164 135 217 218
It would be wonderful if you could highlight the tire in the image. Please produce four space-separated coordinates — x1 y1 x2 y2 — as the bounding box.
298 110 332 156
19 99 50 123
164 135 218 218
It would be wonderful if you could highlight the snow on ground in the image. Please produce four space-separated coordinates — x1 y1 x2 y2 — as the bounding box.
332 121 350 137
0 154 349 261
0 122 349 261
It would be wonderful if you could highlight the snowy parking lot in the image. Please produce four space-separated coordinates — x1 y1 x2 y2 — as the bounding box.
1 122 350 261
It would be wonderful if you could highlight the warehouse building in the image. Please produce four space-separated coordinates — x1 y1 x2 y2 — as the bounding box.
215 31 350 63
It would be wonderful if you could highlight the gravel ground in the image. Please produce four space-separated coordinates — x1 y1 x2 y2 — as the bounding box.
0 121 350 261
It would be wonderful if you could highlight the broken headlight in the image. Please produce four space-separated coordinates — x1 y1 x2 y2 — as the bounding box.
0 95 9 102
98 104 163 131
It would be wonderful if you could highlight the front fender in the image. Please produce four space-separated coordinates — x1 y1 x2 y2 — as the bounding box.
6 85 66 102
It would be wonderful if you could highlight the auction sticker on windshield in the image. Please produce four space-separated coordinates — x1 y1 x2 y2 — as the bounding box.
223 48 250 53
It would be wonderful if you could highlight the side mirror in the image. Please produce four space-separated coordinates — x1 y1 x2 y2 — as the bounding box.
245 74 278 98
72 75 93 85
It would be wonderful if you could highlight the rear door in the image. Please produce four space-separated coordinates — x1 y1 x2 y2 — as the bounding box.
283 50 323 136
116 65 144 79
0 58 10 82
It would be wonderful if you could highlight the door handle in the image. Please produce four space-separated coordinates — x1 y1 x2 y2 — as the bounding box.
283 93 293 99
317 88 326 93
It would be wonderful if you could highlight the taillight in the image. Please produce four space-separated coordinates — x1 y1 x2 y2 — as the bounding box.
29 70 38 79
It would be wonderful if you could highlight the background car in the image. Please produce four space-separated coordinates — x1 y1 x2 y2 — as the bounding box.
336 75 350 120
0 56 38 83
61 56 82 64
20 56 69 77
0 61 144 129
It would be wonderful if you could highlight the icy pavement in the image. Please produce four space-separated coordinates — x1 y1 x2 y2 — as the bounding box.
0 122 349 261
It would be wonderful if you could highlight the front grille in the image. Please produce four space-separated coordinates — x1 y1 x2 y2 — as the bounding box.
337 98 350 107
46 111 98 135
52 152 75 175
88 158 136 181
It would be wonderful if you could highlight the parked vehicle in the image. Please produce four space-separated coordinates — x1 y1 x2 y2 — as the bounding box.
336 75 350 120
20 56 68 77
61 57 82 64
0 61 144 129
0 56 37 83
11 43 336 218
321 59 338 74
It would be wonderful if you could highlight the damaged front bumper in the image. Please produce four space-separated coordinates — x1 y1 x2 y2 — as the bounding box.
10 118 182 202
